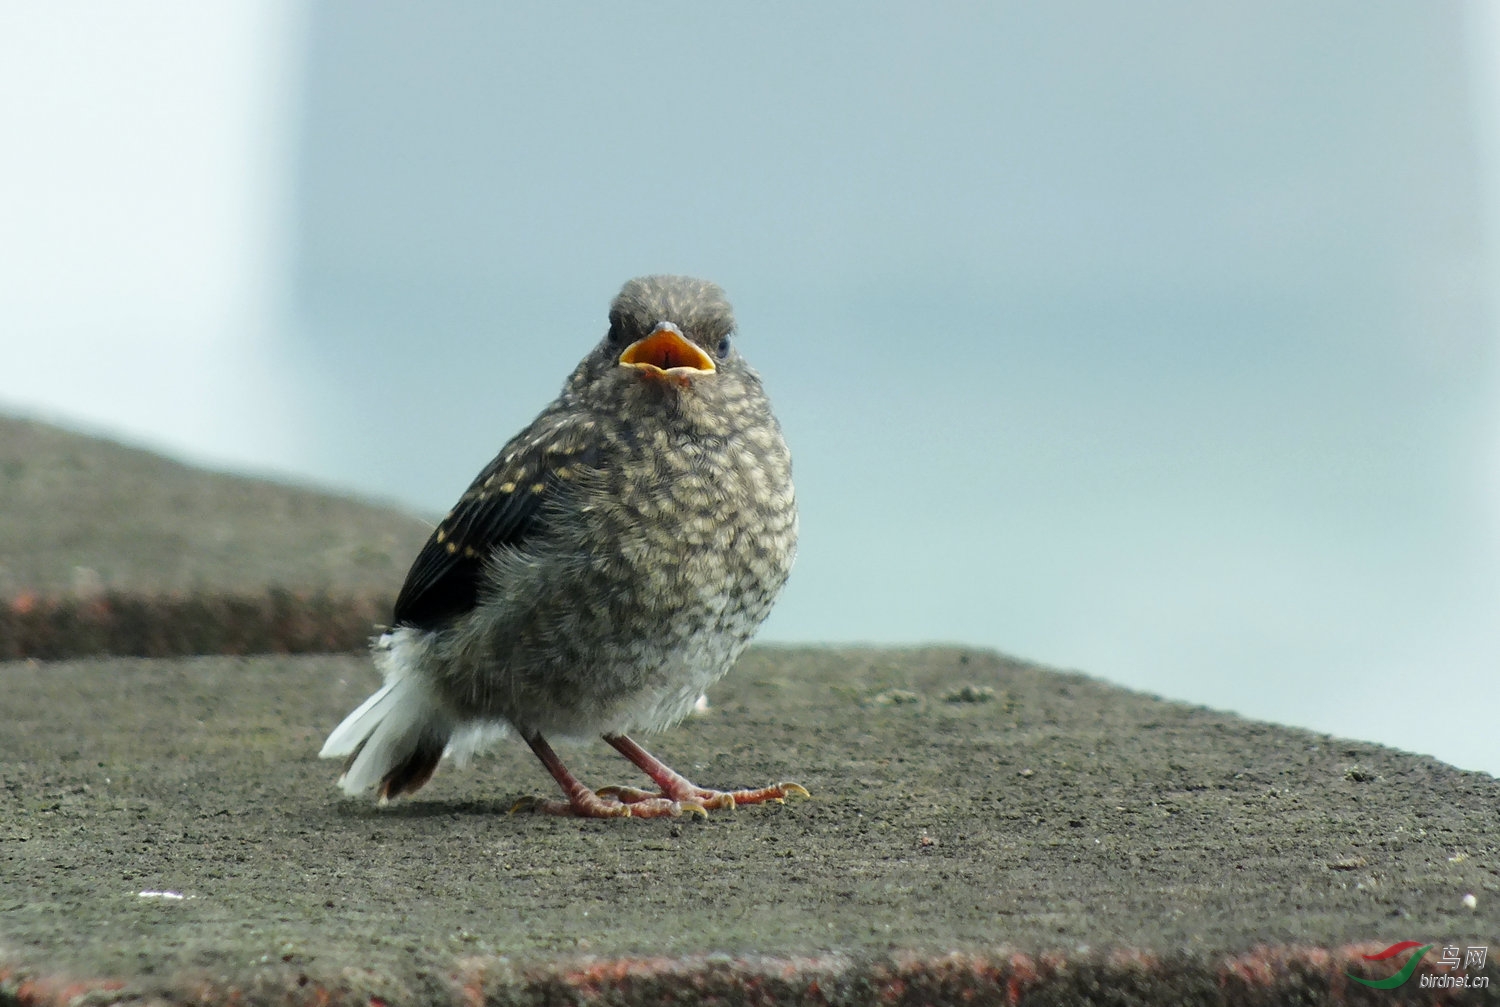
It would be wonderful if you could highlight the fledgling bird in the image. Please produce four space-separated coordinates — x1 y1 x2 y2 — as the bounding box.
320 276 803 818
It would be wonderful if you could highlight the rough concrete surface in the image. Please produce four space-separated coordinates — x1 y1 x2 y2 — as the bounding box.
2 417 1499 1004
0 415 430 599
4 648 1499 1004
0 416 432 661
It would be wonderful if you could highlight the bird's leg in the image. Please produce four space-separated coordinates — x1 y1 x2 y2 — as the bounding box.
513 732 691 818
596 733 809 810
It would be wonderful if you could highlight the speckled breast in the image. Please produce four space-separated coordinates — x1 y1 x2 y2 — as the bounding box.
564 419 796 732
455 415 797 737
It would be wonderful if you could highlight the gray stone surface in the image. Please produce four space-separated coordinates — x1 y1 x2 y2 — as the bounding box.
0 415 430 598
3 646 1498 1004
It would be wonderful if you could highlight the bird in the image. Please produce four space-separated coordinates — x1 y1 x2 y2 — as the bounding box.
319 275 805 818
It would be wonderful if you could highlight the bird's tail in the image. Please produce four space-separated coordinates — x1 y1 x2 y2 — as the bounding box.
319 628 454 801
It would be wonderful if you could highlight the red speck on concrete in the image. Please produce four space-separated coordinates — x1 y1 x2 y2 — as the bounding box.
1 969 126 1007
1006 951 1039 1004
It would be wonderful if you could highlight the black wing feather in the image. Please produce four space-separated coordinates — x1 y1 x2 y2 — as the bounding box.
392 441 593 631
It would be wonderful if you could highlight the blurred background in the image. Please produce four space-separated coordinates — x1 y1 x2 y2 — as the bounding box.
2 3 1496 773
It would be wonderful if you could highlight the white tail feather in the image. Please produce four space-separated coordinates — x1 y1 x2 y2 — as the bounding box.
319 680 400 758
319 628 451 797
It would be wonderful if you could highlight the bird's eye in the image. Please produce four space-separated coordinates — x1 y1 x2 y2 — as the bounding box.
716 336 731 358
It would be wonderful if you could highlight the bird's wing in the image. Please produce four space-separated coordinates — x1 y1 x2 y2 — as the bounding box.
392 427 597 631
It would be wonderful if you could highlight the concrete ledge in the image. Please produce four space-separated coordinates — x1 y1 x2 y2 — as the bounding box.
0 414 430 604
4 945 1497 1006
3 648 1496 1006
0 590 392 660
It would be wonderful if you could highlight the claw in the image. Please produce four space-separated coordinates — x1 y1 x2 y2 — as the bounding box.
698 791 737 811
679 800 710 819
780 782 811 800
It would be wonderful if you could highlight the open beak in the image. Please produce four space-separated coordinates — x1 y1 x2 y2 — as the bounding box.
618 323 716 382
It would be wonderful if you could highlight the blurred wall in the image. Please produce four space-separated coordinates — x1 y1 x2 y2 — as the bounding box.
288 4 1499 770
0 1 303 474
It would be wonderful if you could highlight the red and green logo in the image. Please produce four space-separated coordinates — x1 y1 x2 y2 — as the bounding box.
1347 942 1433 989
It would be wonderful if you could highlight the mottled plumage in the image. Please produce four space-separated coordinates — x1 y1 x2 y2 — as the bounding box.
320 276 802 818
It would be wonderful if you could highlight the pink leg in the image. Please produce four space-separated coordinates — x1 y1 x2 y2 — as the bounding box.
597 734 809 811
516 733 685 818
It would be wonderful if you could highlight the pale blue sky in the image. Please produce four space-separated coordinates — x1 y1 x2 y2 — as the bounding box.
2 3 1497 774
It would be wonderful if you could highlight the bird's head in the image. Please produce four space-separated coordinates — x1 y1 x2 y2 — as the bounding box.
569 276 763 423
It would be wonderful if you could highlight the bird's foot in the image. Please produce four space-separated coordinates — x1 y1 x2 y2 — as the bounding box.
727 781 812 806
518 731 809 821
510 791 702 819
597 781 808 810
514 733 710 818
601 735 809 811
